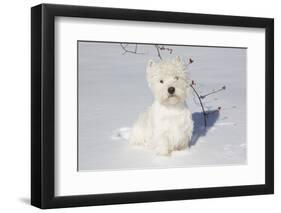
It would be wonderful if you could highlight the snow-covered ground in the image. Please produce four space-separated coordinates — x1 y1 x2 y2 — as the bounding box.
78 42 247 171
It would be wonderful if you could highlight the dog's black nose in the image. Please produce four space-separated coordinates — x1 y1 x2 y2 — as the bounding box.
168 87 175 94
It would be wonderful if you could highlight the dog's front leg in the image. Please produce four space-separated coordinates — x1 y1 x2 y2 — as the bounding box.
154 134 170 156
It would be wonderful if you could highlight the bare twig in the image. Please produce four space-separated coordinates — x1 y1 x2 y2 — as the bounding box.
159 45 173 54
190 83 207 127
120 43 145 55
120 43 173 60
190 80 223 128
154 45 163 60
154 45 174 60
200 86 226 99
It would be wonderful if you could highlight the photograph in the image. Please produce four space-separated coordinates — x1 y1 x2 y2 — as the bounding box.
78 41 247 171
30 3 274 209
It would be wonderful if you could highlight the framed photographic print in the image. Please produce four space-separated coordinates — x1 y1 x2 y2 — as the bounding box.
31 3 274 209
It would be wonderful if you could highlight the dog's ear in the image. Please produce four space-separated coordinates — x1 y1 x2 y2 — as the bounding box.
147 59 155 69
174 56 181 64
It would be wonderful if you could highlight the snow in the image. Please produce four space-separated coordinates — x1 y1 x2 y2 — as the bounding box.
78 42 247 171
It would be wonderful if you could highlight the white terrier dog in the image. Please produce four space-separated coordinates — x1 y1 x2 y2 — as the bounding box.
129 56 193 155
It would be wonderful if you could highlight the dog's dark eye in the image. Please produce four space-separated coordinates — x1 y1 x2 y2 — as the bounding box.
160 80 164 84
175 76 179 80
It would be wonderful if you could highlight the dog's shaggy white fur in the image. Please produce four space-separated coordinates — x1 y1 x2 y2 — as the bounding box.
129 56 193 155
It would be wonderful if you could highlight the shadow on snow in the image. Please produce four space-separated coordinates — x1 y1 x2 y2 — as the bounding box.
190 110 220 147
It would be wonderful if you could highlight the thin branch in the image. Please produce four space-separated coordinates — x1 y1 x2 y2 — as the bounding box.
120 43 145 55
190 83 207 127
200 86 226 99
154 45 163 60
191 81 224 128
159 45 173 54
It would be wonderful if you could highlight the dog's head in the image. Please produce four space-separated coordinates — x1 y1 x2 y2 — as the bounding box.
146 56 191 105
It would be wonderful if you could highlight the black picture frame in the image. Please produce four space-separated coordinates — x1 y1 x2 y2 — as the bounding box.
31 3 274 209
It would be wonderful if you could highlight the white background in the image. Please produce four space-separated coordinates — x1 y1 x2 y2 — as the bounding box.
0 0 279 212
